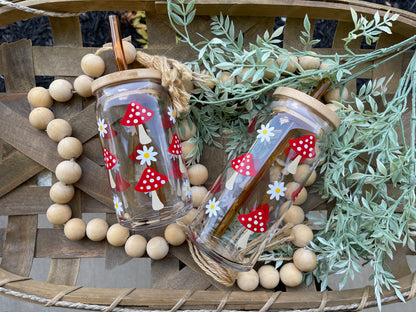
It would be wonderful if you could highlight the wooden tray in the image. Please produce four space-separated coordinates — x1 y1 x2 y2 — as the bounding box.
1 1 416 311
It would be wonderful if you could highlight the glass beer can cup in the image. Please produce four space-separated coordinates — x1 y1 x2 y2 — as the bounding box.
188 86 341 271
92 69 193 229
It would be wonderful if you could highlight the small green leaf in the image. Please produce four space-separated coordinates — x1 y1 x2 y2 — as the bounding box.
303 14 311 33
376 159 388 175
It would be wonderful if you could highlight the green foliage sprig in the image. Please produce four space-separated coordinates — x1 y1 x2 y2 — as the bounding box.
167 0 416 309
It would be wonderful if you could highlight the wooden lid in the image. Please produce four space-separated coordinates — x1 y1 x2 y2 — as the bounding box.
273 87 341 129
91 69 162 94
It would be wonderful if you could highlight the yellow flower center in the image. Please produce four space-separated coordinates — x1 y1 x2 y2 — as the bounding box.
144 152 150 158
262 129 268 135
115 203 119 208
210 204 215 210
275 188 281 194
186 186 190 191
99 125 103 131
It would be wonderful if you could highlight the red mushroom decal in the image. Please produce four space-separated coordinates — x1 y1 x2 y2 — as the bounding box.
115 172 130 192
129 142 143 161
225 153 256 190
238 203 269 233
103 147 118 189
103 120 118 138
286 134 316 174
135 167 168 210
168 134 186 173
120 101 154 145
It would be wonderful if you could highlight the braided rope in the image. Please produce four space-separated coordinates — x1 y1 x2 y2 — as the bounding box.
0 283 415 312
0 0 80 17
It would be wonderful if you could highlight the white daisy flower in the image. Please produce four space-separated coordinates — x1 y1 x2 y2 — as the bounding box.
97 118 108 137
113 195 123 215
136 146 158 166
167 106 176 124
183 180 191 198
267 181 287 201
256 122 275 143
205 198 221 218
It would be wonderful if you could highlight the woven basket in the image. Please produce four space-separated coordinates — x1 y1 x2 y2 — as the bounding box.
1 0 416 311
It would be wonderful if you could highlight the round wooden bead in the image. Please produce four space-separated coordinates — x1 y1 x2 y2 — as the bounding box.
49 79 73 102
29 107 55 130
57 137 83 159
122 41 137 64
146 236 169 260
293 248 317 272
55 160 82 184
179 208 198 226
298 52 321 70
125 234 147 258
278 202 305 225
284 182 307 205
106 223 130 247
237 269 259 291
73 75 94 97
86 218 109 241
324 86 349 104
164 223 186 246
49 181 75 204
64 218 86 241
46 118 72 142
293 164 317 187
187 164 208 186
279 263 303 287
178 121 197 141
81 53 105 77
182 141 196 161
191 186 208 208
46 203 72 225
276 55 298 73
27 86 53 108
258 265 280 289
291 224 314 247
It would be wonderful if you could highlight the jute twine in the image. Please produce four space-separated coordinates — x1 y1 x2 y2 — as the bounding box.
136 50 214 115
187 223 294 287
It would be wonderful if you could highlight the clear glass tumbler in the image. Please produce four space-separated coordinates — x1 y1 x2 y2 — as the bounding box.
188 86 340 271
92 69 193 229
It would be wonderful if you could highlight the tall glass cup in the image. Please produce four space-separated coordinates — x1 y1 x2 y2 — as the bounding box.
92 69 193 229
188 87 340 271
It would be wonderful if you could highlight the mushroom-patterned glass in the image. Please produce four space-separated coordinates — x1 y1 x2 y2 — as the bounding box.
92 69 193 229
188 87 341 271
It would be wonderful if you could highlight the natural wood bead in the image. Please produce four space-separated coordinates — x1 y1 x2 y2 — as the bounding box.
278 202 305 225
81 53 105 77
57 137 83 159
276 54 298 73
187 164 208 186
28 107 55 130
55 160 82 184
293 248 317 272
125 234 147 258
179 208 198 226
279 263 303 287
182 141 196 161
49 181 75 204
146 236 169 260
258 265 280 289
46 118 72 142
49 79 73 102
122 41 137 64
298 52 321 70
237 269 259 291
291 224 314 247
191 186 208 208
164 223 186 246
46 203 72 225
178 121 197 141
27 86 53 108
284 182 307 205
73 75 93 97
293 164 317 186
64 218 86 241
106 223 129 247
86 218 109 241
324 86 349 104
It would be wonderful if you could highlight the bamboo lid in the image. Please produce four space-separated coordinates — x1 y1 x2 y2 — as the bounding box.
273 87 341 129
91 69 162 94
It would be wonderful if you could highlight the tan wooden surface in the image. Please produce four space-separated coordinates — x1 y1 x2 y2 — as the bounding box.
0 1 416 311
